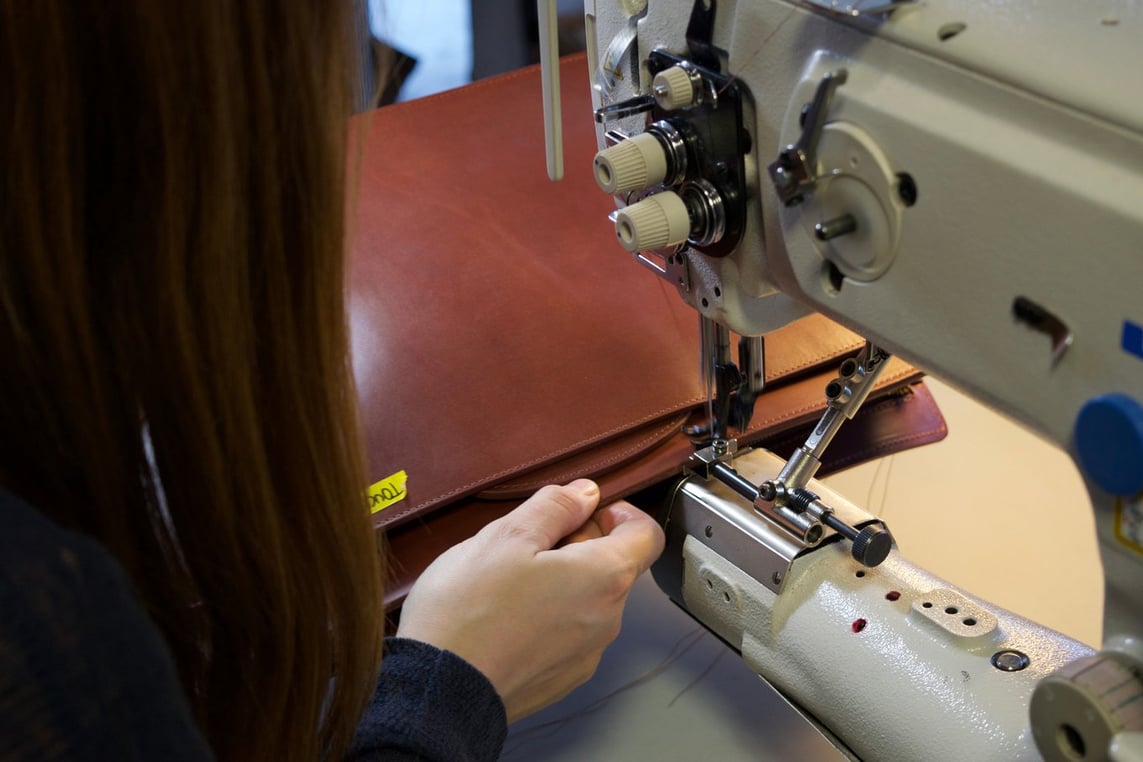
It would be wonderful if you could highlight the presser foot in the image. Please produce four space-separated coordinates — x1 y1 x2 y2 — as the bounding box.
686 448 893 569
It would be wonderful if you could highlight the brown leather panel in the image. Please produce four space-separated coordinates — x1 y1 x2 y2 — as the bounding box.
350 55 881 531
383 380 947 610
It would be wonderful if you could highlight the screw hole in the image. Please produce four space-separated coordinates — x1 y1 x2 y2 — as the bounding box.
822 261 845 295
855 570 866 578
945 606 959 615
963 617 977 626
723 591 731 603
704 525 713 538
713 286 721 298
617 220 634 244
896 172 918 207
922 601 933 609
852 618 868 633
706 578 713 589
885 591 901 602
938 22 966 41
701 297 709 308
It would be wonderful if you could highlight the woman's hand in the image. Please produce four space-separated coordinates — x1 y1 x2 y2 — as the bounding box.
396 479 665 722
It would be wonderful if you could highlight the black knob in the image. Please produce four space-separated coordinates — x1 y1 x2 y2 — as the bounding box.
851 526 893 568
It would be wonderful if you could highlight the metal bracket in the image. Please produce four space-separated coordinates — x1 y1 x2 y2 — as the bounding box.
768 69 848 207
686 438 739 480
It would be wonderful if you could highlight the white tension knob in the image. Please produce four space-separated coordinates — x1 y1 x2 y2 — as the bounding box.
652 65 702 111
593 132 669 195
613 192 691 253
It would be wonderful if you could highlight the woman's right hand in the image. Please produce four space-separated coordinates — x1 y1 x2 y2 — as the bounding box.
396 479 665 722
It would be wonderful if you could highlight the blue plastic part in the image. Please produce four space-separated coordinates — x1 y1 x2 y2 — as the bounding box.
1123 321 1143 361
1074 394 1143 496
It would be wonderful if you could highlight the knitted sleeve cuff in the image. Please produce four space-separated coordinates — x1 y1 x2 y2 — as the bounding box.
349 637 507 761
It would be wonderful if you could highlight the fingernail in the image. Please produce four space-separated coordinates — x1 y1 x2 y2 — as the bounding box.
570 479 599 497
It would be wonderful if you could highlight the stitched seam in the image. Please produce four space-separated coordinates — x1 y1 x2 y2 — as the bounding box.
380 396 704 521
765 338 863 379
481 416 686 493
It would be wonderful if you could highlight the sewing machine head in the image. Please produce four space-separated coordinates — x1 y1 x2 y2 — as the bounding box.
554 0 1143 492
539 1 1143 759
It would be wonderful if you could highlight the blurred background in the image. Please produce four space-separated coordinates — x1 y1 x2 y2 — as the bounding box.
365 0 586 104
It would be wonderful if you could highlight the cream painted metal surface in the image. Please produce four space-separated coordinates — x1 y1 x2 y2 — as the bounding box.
658 449 1092 761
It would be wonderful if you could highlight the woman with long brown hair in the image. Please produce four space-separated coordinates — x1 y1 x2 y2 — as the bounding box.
0 2 662 759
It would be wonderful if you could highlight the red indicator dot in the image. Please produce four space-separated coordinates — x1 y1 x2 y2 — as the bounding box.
885 591 901 602
852 618 868 633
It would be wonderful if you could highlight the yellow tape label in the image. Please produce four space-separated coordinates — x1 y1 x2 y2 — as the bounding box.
1114 494 1143 557
368 471 408 514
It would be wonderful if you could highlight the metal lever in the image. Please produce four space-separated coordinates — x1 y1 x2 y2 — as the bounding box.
594 94 657 124
778 341 891 492
698 461 894 566
1013 295 1074 368
768 69 848 206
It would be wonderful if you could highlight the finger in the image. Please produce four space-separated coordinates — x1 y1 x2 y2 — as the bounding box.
591 502 666 576
559 516 604 546
591 501 654 536
495 480 602 551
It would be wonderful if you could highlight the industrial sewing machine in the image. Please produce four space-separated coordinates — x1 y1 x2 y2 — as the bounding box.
536 1 1143 759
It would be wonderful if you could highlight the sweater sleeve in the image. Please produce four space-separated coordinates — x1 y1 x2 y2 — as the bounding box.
0 491 214 761
347 637 508 761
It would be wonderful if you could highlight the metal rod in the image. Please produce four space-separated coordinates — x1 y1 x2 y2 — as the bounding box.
711 462 760 502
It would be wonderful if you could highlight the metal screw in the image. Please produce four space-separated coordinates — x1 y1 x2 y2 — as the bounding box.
771 571 784 585
991 650 1031 672
758 481 777 502
814 213 858 241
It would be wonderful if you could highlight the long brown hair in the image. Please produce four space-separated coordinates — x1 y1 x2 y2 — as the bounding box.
0 2 384 758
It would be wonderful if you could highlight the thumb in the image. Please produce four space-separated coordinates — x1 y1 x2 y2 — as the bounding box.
494 480 602 551
587 501 666 576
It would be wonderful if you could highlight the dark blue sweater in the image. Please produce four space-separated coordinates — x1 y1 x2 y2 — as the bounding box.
0 490 506 760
